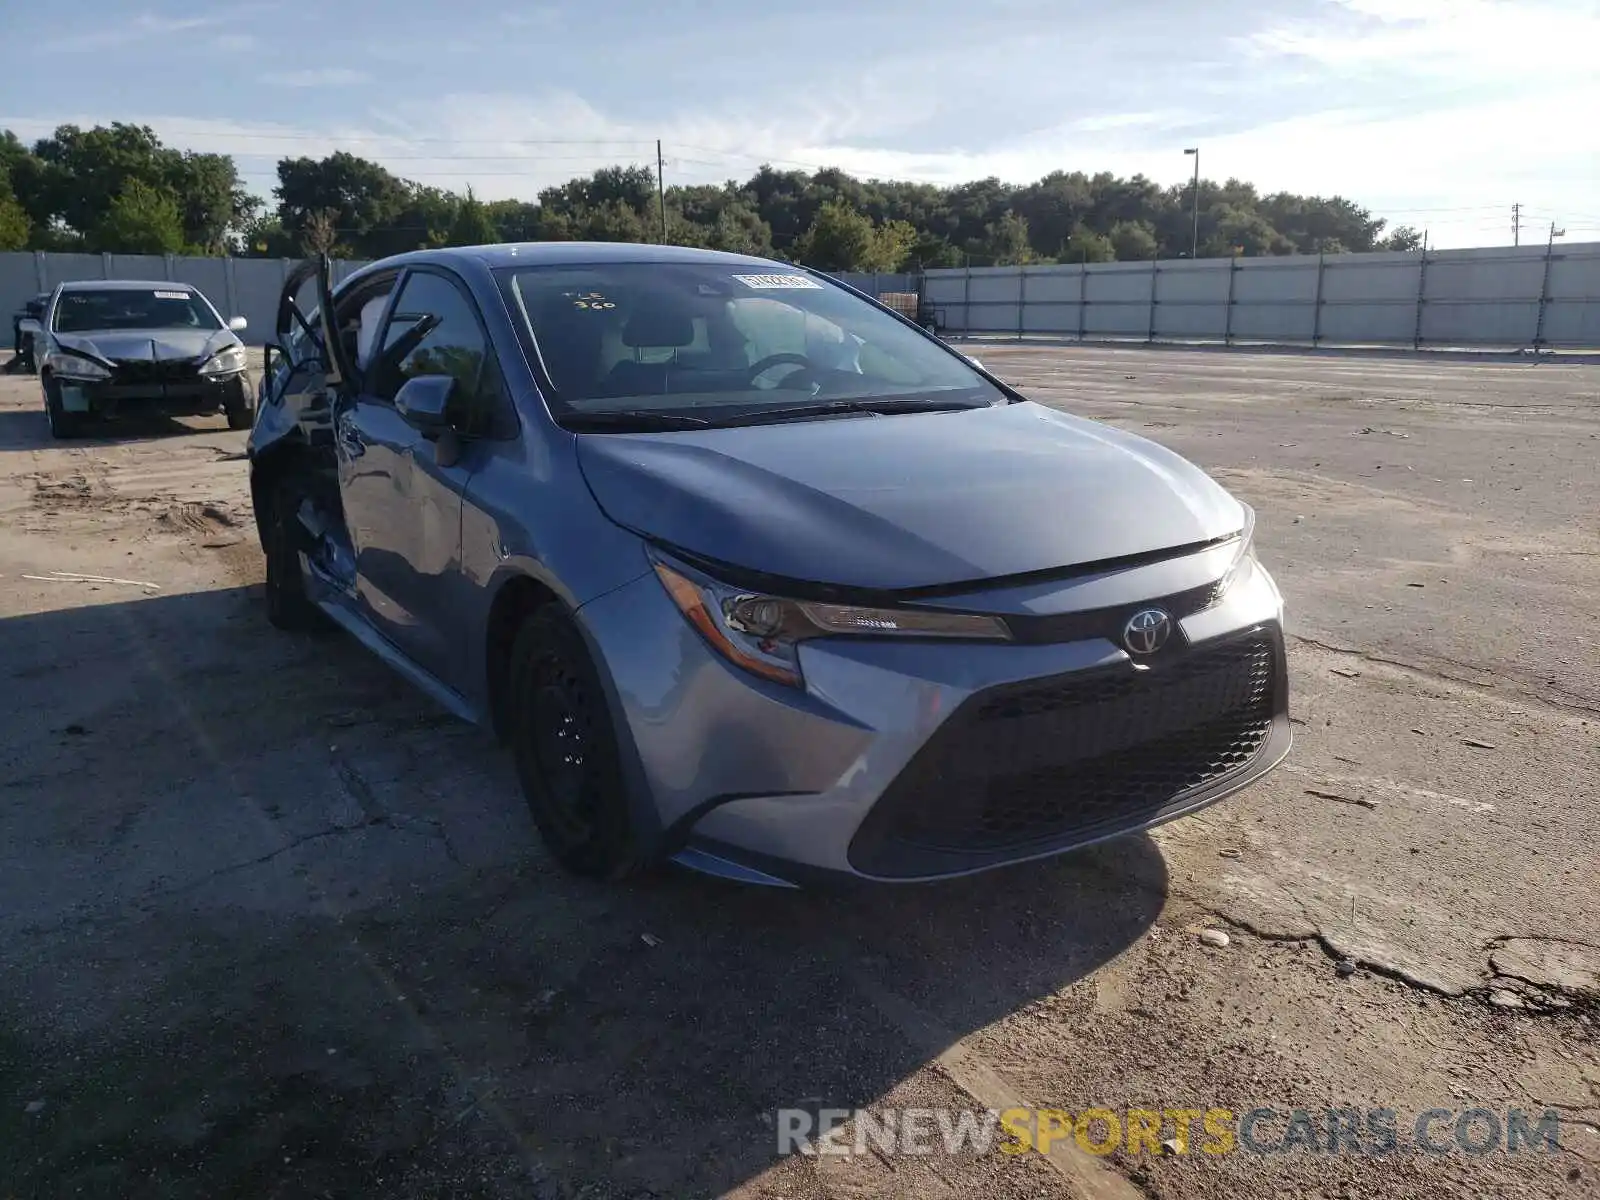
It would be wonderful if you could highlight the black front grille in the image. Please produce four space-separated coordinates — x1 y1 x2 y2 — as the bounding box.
111 359 198 385
1004 577 1225 645
850 627 1284 875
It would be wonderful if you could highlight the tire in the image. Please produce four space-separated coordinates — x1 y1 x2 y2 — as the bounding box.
225 392 254 431
263 479 324 632
42 376 82 440
508 607 640 879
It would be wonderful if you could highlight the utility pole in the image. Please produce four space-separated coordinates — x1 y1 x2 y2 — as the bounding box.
1184 148 1200 259
1512 202 1521 247
1533 222 1565 350
656 139 668 244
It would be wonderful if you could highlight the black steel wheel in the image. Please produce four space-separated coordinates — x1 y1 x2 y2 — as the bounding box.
263 479 323 632
509 606 639 879
42 376 81 440
225 390 254 431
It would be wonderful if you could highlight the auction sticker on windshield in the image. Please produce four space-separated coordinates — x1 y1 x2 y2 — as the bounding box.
154 291 190 300
732 274 823 289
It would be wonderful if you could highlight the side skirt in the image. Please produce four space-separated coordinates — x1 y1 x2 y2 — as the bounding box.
302 551 480 727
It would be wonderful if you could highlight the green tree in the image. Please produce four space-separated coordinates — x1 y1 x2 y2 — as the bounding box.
1014 171 1093 259
0 187 28 250
703 205 773 256
864 218 916 271
89 179 185 254
1110 220 1159 261
25 124 246 250
584 165 657 214
1378 225 1424 252
446 188 499 247
484 199 542 242
904 233 964 268
981 212 1033 265
299 209 342 257
1065 224 1115 263
794 199 878 270
235 213 297 257
584 200 647 243
274 151 407 258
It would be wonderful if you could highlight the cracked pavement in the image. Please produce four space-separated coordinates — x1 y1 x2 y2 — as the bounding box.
0 346 1596 1199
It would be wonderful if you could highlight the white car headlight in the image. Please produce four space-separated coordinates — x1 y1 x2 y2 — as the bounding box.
199 345 248 376
652 553 1009 687
1215 504 1257 600
51 355 111 382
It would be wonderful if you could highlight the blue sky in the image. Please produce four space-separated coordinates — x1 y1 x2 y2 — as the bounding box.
3 0 1596 248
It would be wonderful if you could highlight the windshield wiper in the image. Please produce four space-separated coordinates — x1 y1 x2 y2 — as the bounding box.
561 409 712 431
710 398 986 428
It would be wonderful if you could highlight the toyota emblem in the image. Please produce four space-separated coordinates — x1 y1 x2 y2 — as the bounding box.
1123 608 1173 655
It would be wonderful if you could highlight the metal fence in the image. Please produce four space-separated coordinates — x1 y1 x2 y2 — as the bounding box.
0 252 371 343
922 242 1600 350
6 247 1597 352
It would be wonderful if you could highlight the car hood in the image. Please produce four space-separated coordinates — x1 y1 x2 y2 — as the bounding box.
575 401 1246 592
53 328 237 365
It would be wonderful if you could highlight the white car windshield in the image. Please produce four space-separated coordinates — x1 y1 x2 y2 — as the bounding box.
53 288 221 334
500 263 1001 422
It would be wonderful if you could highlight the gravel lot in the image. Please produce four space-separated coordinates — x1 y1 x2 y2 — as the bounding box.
0 346 1596 1199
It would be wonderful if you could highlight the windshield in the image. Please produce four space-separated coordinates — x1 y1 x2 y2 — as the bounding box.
52 288 221 334
499 263 1003 424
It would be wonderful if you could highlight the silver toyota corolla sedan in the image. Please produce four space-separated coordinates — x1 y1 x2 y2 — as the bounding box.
249 245 1290 887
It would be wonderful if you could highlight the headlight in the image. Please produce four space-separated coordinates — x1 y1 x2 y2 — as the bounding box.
1215 504 1257 600
51 355 111 381
652 555 1010 688
199 345 248 376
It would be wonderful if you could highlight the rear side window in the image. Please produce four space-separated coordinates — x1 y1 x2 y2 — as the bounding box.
374 271 509 437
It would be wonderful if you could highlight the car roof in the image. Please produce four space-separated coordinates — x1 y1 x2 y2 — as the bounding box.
56 279 198 293
380 242 790 272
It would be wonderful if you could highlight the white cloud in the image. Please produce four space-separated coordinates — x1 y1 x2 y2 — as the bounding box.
1245 0 1597 76
42 8 274 52
9 0 1598 251
265 68 371 88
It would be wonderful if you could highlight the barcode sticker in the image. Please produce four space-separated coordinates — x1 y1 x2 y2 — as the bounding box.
154 290 190 300
732 274 822 290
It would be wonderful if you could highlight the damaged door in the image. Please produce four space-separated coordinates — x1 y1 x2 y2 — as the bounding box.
334 267 494 693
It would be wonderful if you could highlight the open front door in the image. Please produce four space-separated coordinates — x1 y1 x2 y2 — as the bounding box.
271 255 356 390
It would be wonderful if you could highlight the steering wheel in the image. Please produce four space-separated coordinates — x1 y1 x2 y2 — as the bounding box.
744 353 815 388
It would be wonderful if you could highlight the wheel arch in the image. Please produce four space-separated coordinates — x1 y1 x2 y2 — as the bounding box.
484 568 664 857
247 436 317 550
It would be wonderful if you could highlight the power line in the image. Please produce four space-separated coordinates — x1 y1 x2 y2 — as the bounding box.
70 126 663 147
227 150 669 162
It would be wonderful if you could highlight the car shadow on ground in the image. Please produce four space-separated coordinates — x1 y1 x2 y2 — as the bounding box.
0 406 231 451
0 584 1170 1198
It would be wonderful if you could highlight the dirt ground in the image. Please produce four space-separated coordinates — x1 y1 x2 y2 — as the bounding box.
0 345 1596 1200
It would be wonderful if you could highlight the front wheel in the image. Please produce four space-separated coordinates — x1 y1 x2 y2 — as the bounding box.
225 393 254 431
509 607 640 879
42 377 81 440
263 479 324 632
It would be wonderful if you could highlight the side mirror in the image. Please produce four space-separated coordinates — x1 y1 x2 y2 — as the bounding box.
394 375 455 436
228 316 249 333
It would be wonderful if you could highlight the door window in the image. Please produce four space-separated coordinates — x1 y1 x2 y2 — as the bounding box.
375 271 510 438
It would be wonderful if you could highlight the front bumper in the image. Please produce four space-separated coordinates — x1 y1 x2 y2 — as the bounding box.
577 550 1289 885
56 371 252 418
